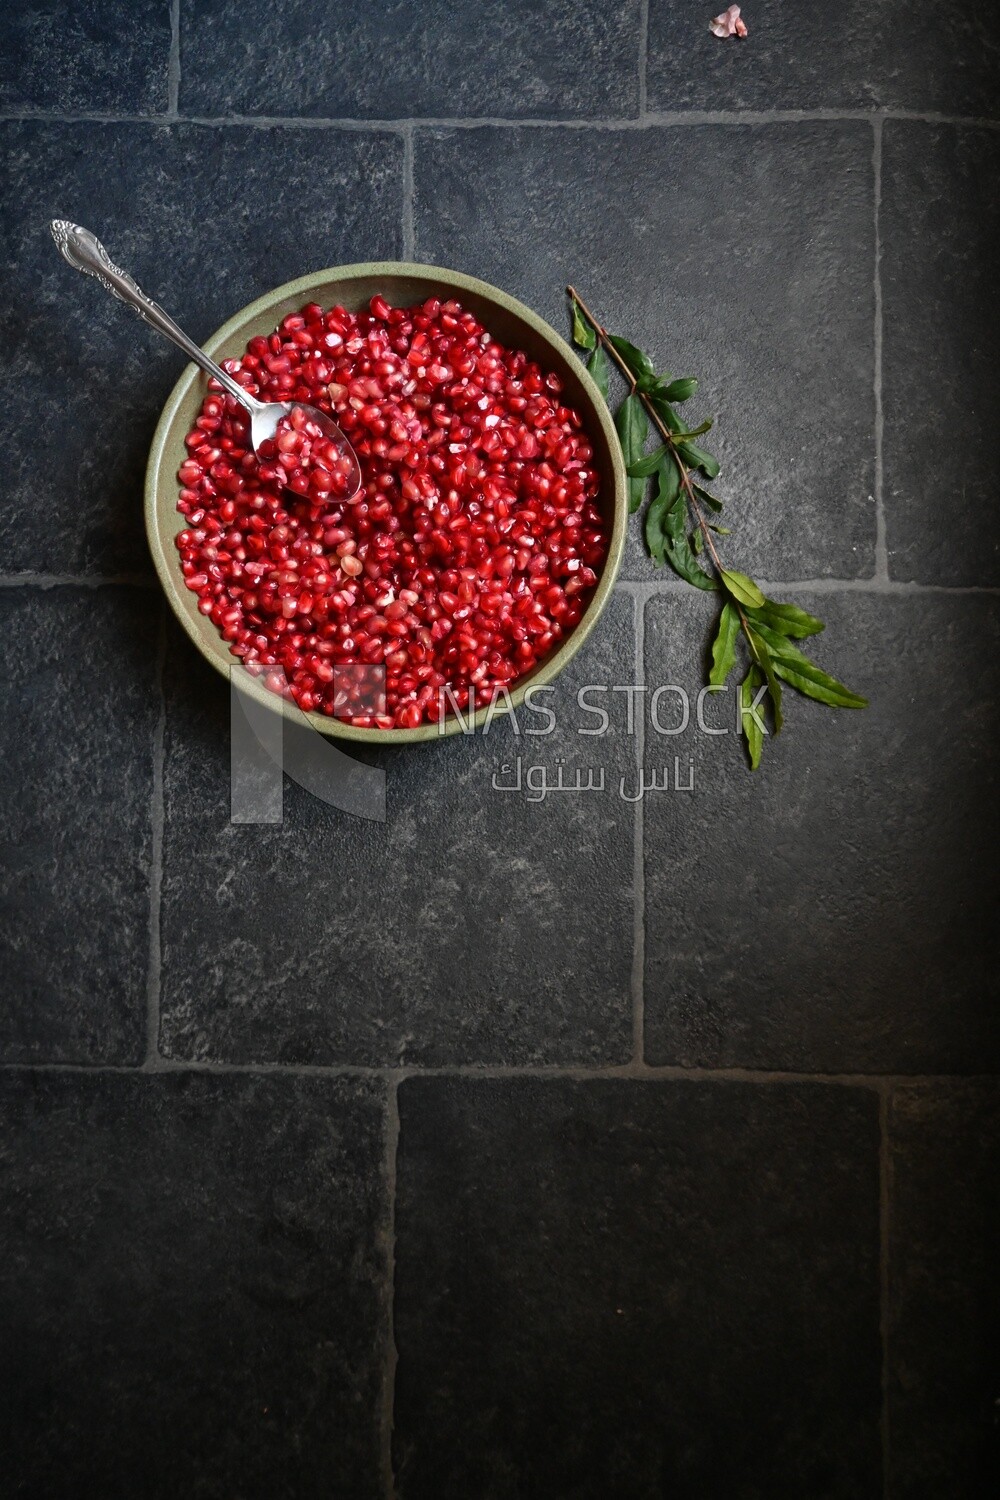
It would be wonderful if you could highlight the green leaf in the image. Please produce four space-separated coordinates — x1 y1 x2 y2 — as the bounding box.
627 443 670 478
691 527 703 554
588 343 609 399
677 441 721 479
634 371 663 395
663 377 698 403
673 419 713 440
615 393 650 514
749 623 868 708
721 569 766 609
708 523 731 535
609 335 657 383
745 625 784 734
661 465 716 591
740 665 766 770
693 484 724 513
644 456 681 566
709 601 740 688
745 600 825 638
649 393 684 434
771 660 869 709
571 301 596 350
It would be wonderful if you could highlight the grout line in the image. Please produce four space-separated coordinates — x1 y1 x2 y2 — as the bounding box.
759 577 1000 596
617 576 1000 597
2 108 999 131
401 125 415 259
143 605 168 1068
872 116 889 582
167 0 181 117
0 573 157 589
638 0 650 117
879 1083 893 1499
1 1057 990 1089
631 594 646 1063
380 1075 401 1500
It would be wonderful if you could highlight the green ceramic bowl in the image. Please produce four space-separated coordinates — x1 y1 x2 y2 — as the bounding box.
145 262 627 743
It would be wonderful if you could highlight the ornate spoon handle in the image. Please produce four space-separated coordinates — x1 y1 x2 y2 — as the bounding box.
50 220 257 411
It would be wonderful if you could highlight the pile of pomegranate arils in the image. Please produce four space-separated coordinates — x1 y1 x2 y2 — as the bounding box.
175 294 608 729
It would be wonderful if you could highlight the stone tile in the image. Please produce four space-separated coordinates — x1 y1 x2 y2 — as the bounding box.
0 121 402 575
888 1081 1000 1499
0 587 159 1064
882 123 1000 584
0 0 170 113
647 1 1000 117
393 1076 881 1498
180 0 641 119
642 588 1000 1073
414 123 875 582
0 1070 386 1499
159 594 636 1067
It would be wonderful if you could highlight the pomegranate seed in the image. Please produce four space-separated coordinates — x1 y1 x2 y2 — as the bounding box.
176 294 609 727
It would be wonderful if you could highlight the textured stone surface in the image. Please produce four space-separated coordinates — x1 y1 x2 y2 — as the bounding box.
4 6 999 1495
0 121 402 575
882 124 1000 585
643 588 1000 1073
414 122 875 582
647 0 1000 116
888 1082 1000 1499
0 1070 387 1499
159 594 636 1067
394 1076 881 1498
0 588 159 1063
0 0 170 113
180 0 641 119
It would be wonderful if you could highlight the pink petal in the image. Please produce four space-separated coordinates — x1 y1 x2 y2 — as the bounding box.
709 5 747 38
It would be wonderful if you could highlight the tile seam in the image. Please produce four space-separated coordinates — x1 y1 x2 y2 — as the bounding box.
873 116 889 581
0 574 157 588
380 1075 401 1500
142 603 167 1067
0 1060 989 1088
167 0 180 117
0 110 998 130
638 0 649 117
879 1082 893 1499
617 577 1000 597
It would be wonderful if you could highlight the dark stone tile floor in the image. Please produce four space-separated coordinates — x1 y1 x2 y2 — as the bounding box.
642 589 1000 1074
0 121 402 575
0 1070 387 1499
1 4 997 1497
159 595 636 1068
647 1 1000 118
394 1077 881 1499
888 1082 1000 1499
413 121 876 583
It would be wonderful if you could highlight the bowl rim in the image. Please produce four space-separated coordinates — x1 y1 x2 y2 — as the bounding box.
144 260 627 744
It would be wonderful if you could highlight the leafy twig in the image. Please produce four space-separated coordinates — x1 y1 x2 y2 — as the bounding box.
567 286 867 768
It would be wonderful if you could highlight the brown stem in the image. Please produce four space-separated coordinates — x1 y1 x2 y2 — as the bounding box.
567 285 733 587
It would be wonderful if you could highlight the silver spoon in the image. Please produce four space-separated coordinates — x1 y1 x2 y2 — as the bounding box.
50 220 363 499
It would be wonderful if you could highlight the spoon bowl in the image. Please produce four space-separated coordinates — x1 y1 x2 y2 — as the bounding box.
247 399 362 499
